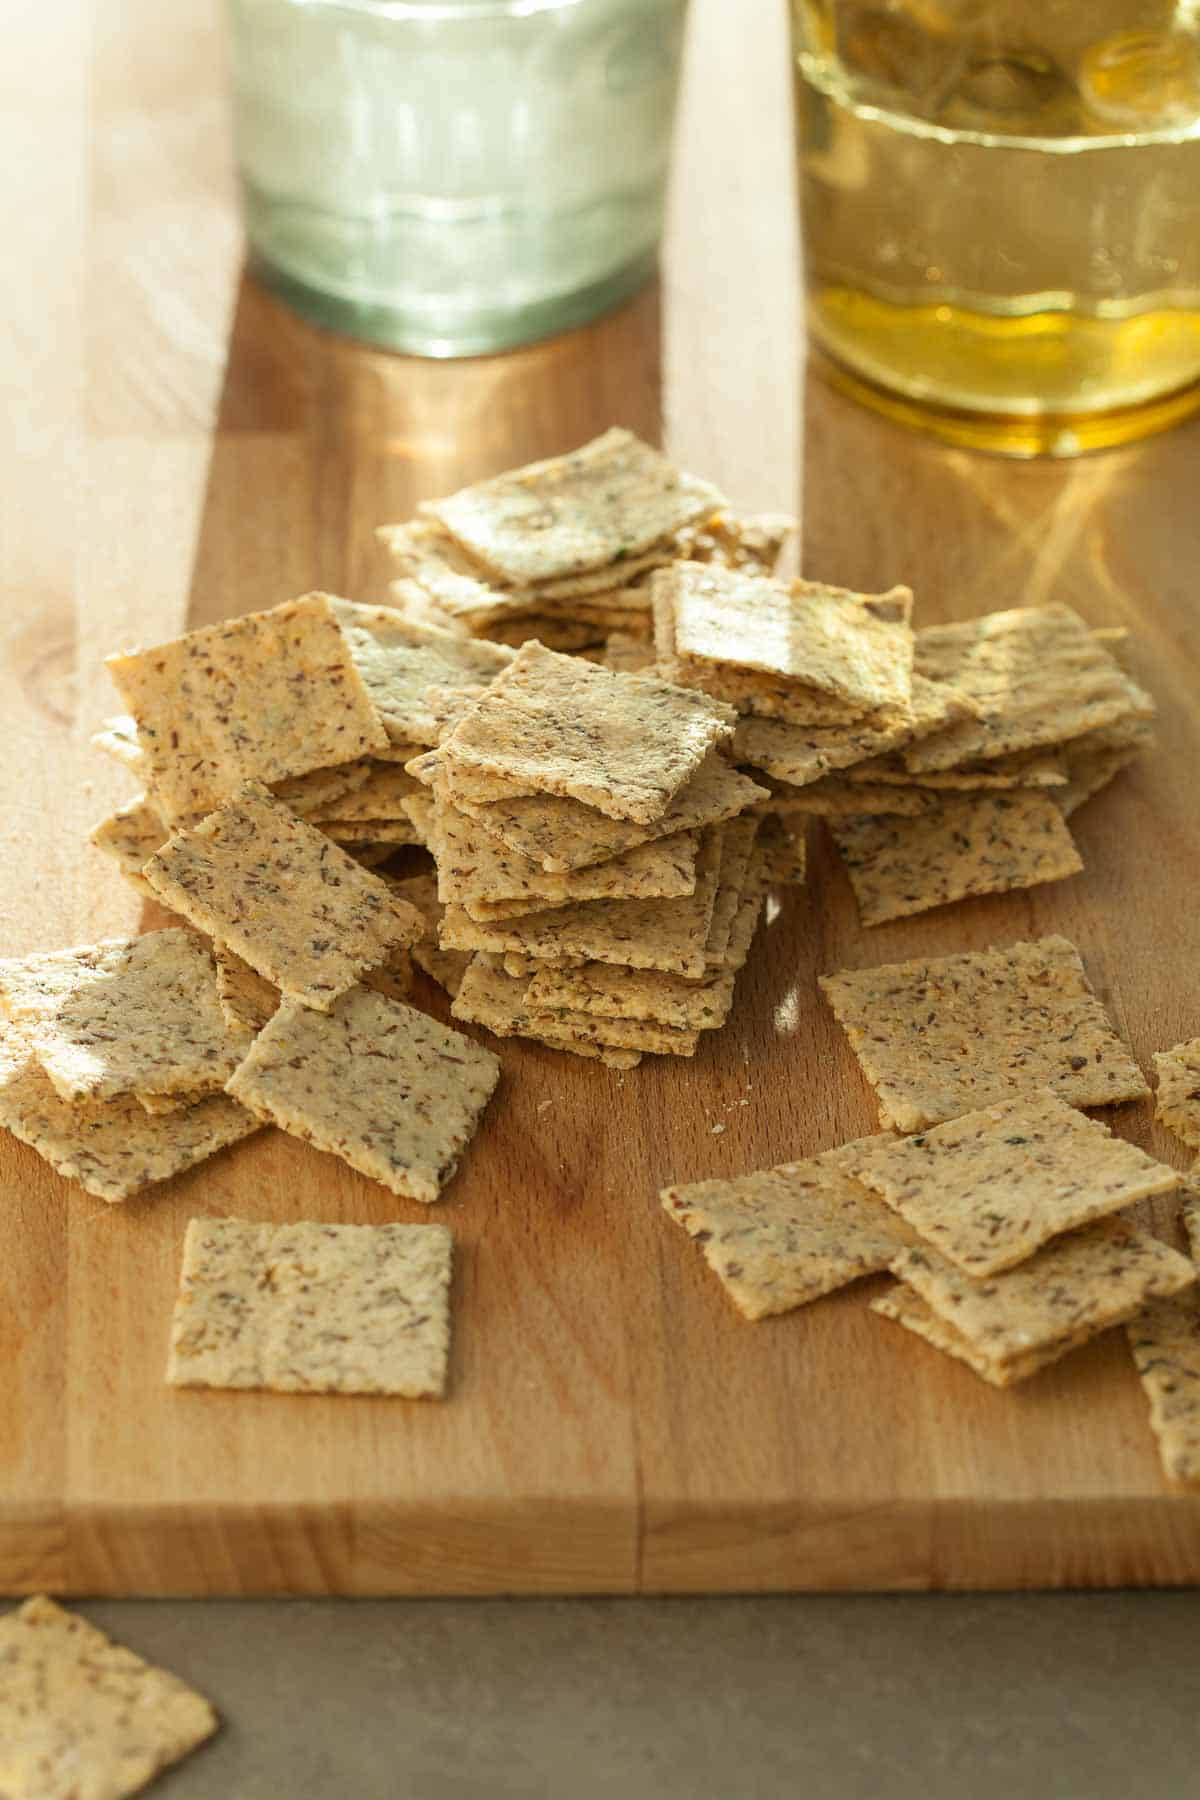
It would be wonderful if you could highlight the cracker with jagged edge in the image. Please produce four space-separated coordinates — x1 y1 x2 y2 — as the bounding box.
305 761 421 824
91 713 376 816
0 1595 218 1796
523 1006 699 1057
906 604 1155 772
890 1217 1194 1378
1153 1038 1200 1152
167 1217 452 1397
106 594 388 821
90 797 167 898
143 782 422 1011
320 817 421 846
438 824 724 979
420 428 724 585
847 748 1068 789
456 753 764 876
657 561 915 714
829 790 1083 926
871 1285 1098 1387
0 1024 259 1203
819 936 1149 1133
429 795 700 916
731 673 976 786
748 774 935 816
660 1138 917 1320
438 641 735 824
329 599 512 745
840 1089 1179 1276
0 930 249 1105
450 954 640 1068
1127 1179 1200 1484
380 872 472 998
212 945 280 1034
226 988 499 1202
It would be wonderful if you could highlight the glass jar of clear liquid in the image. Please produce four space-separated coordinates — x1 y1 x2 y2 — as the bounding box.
227 0 687 356
792 1 1200 454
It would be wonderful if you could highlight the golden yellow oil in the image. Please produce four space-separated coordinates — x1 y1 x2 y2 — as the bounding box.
795 3 1200 454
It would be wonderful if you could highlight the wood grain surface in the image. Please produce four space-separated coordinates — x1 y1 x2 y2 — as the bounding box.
3 0 1200 1595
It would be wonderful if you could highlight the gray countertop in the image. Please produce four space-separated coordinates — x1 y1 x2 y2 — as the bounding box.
20 1591 1197 1797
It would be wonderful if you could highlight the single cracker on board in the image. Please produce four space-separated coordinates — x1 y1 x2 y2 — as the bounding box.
440 640 735 824
419 427 724 584
829 790 1083 926
840 1088 1178 1276
143 782 423 1011
730 673 975 787
658 560 915 714
0 1594 218 1798
226 987 500 1202
449 751 766 874
329 598 512 745
167 1216 453 1396
0 930 249 1105
892 1217 1195 1380
660 1139 917 1320
0 1023 260 1202
906 604 1154 772
1127 1178 1200 1484
450 954 641 1067
819 935 1148 1132
1153 1038 1200 1152
871 1285 1098 1387
438 823 724 978
106 593 389 821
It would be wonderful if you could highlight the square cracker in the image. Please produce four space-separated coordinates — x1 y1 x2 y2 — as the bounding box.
906 604 1154 772
661 561 915 712
829 790 1083 926
660 1141 917 1320
819 935 1149 1132
0 1024 259 1202
329 599 512 746
143 782 423 1011
449 954 641 1067
0 1595 217 1796
1127 1177 1200 1483
439 824 725 979
90 796 167 896
0 931 249 1105
871 1284 1098 1387
731 674 975 787
106 594 388 821
440 641 735 824
226 987 499 1202
430 794 700 913
841 1088 1179 1276
1153 1039 1200 1152
167 1216 452 1396
893 1216 1194 1375
420 428 724 584
451 752 766 874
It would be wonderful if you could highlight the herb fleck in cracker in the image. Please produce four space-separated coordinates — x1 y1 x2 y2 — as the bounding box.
226 987 499 1202
819 935 1148 1132
330 599 512 745
106 593 388 821
143 782 423 1011
0 1595 217 1797
167 1217 453 1396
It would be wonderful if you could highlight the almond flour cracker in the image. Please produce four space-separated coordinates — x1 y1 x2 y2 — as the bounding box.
167 1216 453 1396
226 987 500 1202
1153 1038 1200 1152
0 1595 218 1798
143 782 423 1011
329 599 513 745
1126 1179 1200 1484
819 935 1149 1132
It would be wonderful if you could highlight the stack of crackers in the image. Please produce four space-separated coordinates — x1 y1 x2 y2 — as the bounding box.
651 564 1155 925
379 428 794 652
404 640 777 1068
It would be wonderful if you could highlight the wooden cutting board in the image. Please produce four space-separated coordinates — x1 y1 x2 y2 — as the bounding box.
3 0 1200 1596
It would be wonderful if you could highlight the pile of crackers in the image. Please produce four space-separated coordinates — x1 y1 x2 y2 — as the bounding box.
649 561 1155 925
662 933 1200 1481
402 639 776 1068
379 427 793 652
